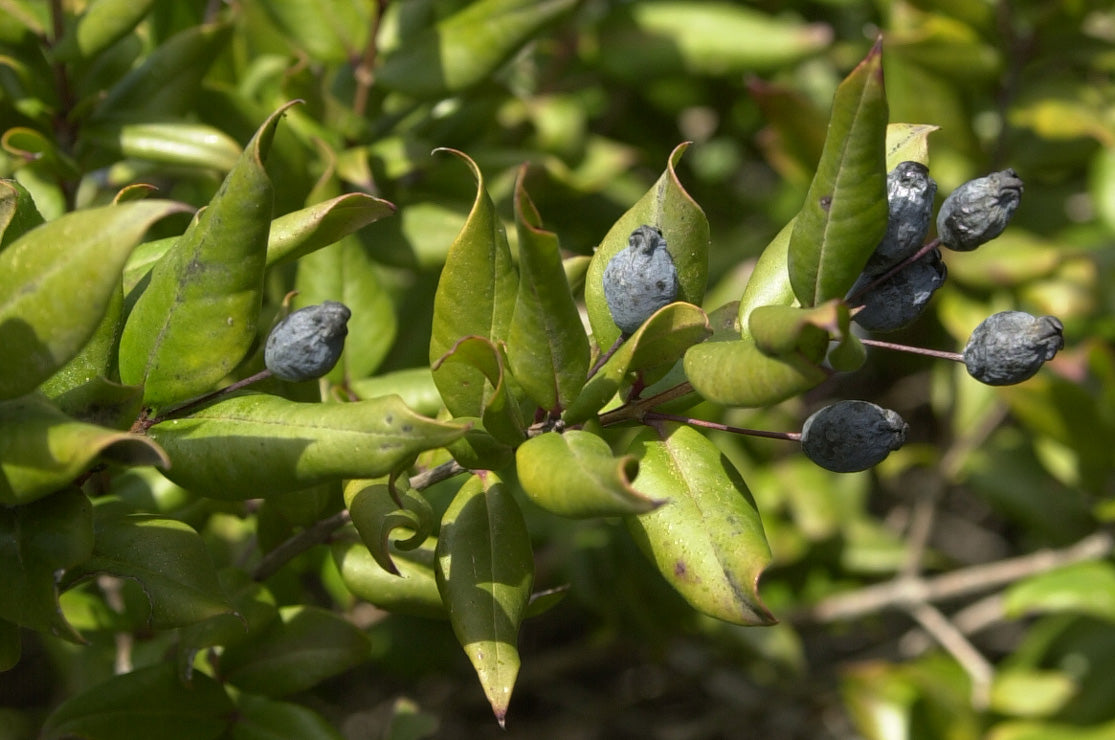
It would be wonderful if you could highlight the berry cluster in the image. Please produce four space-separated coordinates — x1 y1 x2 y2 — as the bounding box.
600 163 1064 475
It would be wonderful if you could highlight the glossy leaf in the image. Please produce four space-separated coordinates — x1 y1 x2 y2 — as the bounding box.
230 694 344 740
219 605 370 697
123 193 396 293
92 22 233 120
118 102 295 407
51 0 155 62
625 423 774 625
787 40 889 306
685 336 827 407
506 167 590 411
0 177 43 250
0 394 168 506
737 218 797 339
269 193 397 267
344 478 436 576
376 0 578 98
83 121 243 171
333 538 446 620
1003 561 1115 623
428 149 518 419
585 142 710 349
37 283 129 409
148 394 467 499
0 200 189 399
436 473 533 725
749 299 863 372
516 430 661 518
565 302 710 424
0 489 92 642
41 664 233 740
434 335 525 446
69 515 234 629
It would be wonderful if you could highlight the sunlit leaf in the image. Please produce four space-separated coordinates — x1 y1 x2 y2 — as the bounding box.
787 40 888 306
148 394 467 499
436 472 533 725
0 200 189 399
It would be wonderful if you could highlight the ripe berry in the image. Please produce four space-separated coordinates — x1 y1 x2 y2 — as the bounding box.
963 311 1064 385
937 169 1023 251
603 225 679 334
864 161 937 275
849 248 947 332
801 400 908 473
264 300 351 382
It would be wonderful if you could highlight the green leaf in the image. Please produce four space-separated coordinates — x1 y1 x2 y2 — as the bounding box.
585 142 710 350
885 122 938 169
565 302 710 424
737 217 798 339
51 0 155 62
1003 561 1115 623
434 336 525 446
0 394 168 506
293 208 398 382
376 0 578 98
92 21 233 120
255 0 371 64
333 537 446 620
624 423 774 625
230 694 344 740
428 149 518 419
748 299 863 372
506 167 590 411
220 605 370 697
599 1 831 79
787 40 889 306
344 478 436 576
41 663 234 740
515 430 662 518
269 192 397 268
990 669 1077 719
82 121 243 171
123 193 397 294
0 489 92 642
119 102 296 407
0 199 189 400
0 177 44 250
684 332 827 408
428 150 519 416
147 394 468 499
68 515 234 629
436 473 533 726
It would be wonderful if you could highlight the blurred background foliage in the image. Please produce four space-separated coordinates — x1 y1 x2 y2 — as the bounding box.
2 0 1114 738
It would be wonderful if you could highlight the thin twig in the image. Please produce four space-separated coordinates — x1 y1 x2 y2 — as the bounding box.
641 411 800 442
846 238 941 305
253 510 351 581
795 530 1114 623
860 337 963 363
905 601 994 710
251 459 469 581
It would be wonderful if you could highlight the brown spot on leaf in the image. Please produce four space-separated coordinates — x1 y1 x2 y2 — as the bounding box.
819 195 833 211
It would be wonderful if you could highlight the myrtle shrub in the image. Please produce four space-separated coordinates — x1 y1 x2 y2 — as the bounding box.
2 2 1114 739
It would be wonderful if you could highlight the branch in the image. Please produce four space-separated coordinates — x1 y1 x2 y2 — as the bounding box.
253 509 350 581
794 530 1114 623
250 459 469 581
